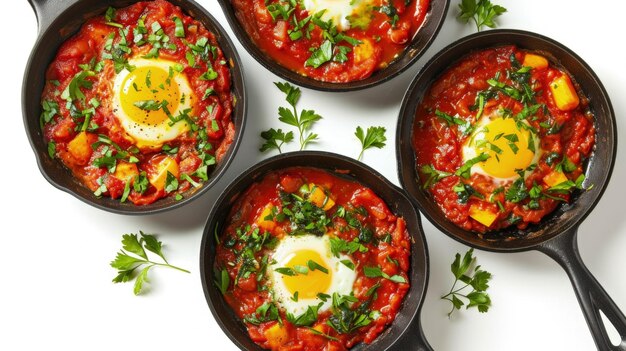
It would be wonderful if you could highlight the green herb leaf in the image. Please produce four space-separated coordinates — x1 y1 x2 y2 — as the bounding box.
421 164 452 188
442 248 492 317
173 16 185 38
270 82 322 151
458 0 507 32
456 153 490 179
305 40 333 68
260 128 294 153
307 260 329 274
110 231 190 295
355 126 387 161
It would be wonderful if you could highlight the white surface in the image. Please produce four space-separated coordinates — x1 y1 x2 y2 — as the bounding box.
1 1 625 350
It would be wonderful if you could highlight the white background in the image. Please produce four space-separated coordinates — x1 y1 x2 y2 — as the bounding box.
2 1 625 350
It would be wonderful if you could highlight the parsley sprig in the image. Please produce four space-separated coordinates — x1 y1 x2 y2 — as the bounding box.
110 231 190 295
355 126 387 161
441 248 492 317
457 0 507 32
260 82 322 152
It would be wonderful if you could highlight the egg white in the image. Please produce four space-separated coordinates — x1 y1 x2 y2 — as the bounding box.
112 58 195 149
268 235 356 316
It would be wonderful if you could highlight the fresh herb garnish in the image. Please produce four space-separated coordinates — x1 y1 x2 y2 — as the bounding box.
172 16 185 38
110 231 190 295
260 128 294 153
327 292 379 334
457 0 507 32
286 304 321 327
421 164 452 188
441 248 492 317
435 110 474 136
355 126 387 161
363 266 407 283
456 153 490 179
305 12 362 68
244 302 281 325
261 82 322 152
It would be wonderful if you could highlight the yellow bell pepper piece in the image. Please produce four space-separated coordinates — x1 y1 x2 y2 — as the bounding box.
256 203 276 231
114 161 139 182
306 183 335 211
550 74 580 111
469 204 498 227
67 131 94 165
543 171 569 188
523 53 549 69
148 157 179 191
264 323 288 349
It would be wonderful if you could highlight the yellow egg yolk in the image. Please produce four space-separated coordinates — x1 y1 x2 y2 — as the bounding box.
472 117 536 178
281 249 331 299
119 65 180 127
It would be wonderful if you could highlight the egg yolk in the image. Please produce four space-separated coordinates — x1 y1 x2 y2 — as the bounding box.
472 117 536 178
281 249 331 299
119 65 180 127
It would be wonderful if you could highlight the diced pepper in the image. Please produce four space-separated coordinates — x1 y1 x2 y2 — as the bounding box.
114 161 139 182
264 323 288 349
67 131 95 165
543 171 569 188
256 203 276 231
306 183 335 210
550 74 580 111
148 156 179 191
469 204 498 227
523 53 548 69
354 39 373 64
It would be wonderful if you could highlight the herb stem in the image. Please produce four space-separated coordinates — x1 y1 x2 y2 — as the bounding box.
151 261 191 274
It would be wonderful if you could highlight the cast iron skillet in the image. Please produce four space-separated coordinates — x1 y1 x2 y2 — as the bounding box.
216 0 449 92
23 0 246 215
200 151 432 350
397 29 626 350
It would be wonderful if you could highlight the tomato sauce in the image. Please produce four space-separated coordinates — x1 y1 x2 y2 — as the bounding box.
40 0 235 205
412 45 595 233
231 0 430 82
214 167 411 350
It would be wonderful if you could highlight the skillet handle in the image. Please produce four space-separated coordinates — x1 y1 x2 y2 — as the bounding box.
391 316 434 351
27 0 74 35
537 226 626 350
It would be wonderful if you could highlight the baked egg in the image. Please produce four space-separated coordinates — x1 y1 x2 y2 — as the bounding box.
268 235 356 316
462 112 541 184
112 58 195 150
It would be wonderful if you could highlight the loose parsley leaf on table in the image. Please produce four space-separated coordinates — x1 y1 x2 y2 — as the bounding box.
110 231 190 295
441 248 492 317
260 82 322 152
457 0 507 32
355 126 387 161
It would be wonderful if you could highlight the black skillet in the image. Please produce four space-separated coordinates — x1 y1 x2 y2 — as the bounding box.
397 29 626 350
23 0 246 215
216 0 449 92
200 151 432 350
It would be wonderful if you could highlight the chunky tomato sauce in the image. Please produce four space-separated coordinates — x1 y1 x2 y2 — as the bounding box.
231 0 430 82
412 45 595 233
214 167 410 350
40 0 235 205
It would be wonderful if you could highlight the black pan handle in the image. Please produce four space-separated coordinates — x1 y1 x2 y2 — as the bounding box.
27 0 75 35
537 226 626 350
391 314 434 351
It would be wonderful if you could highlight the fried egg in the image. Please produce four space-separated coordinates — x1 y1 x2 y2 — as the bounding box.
462 112 541 184
268 235 356 316
302 0 375 31
112 58 195 149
